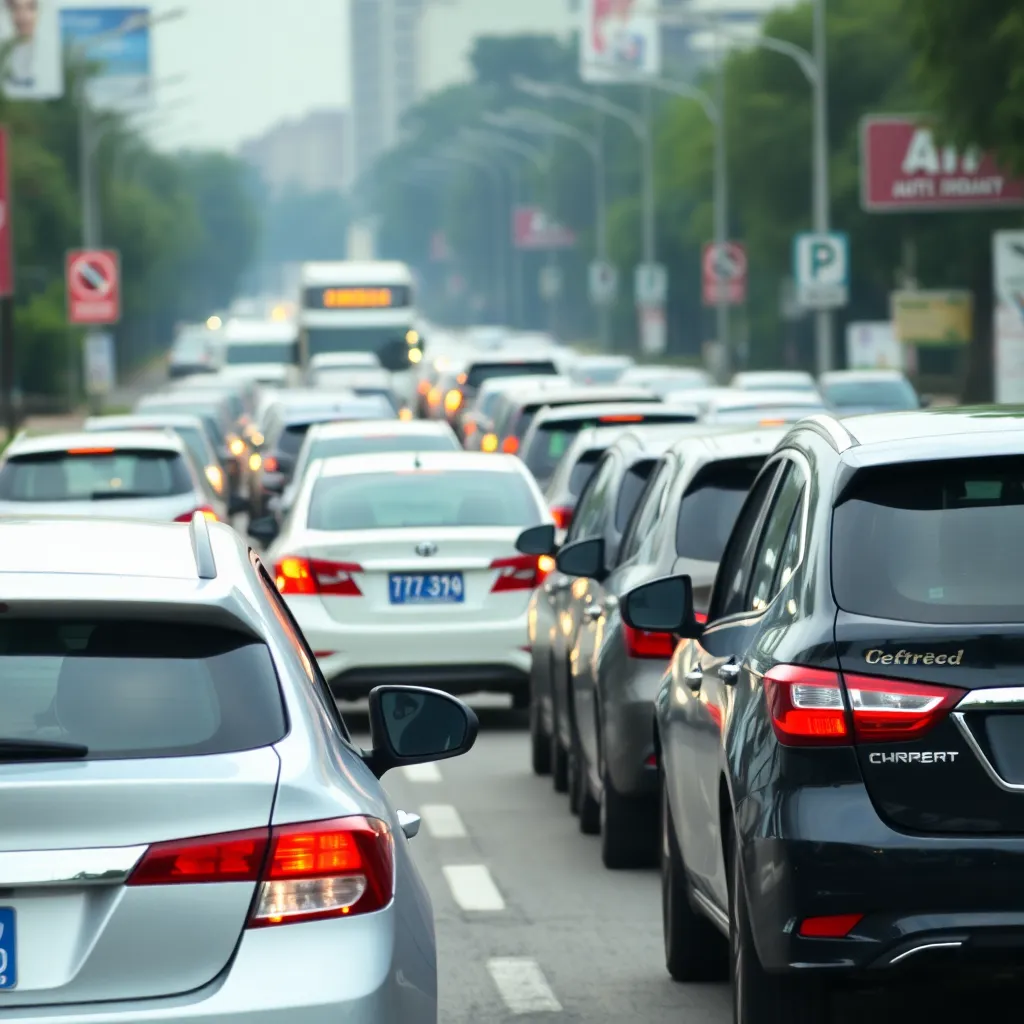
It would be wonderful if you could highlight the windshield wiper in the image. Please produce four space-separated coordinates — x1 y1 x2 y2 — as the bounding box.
0 738 89 759
90 491 156 501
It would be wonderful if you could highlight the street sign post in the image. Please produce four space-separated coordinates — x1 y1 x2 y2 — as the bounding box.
589 260 618 306
83 330 116 395
702 242 747 305
539 265 563 301
634 262 667 306
66 249 121 325
993 231 1024 404
794 232 849 309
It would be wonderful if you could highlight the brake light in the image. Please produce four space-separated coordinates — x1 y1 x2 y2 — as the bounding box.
694 610 707 625
550 505 573 530
463 420 478 437
127 817 394 927
599 414 644 423
67 446 115 455
764 664 965 747
623 625 676 659
502 436 519 454
490 554 546 592
274 556 363 596
418 380 431 396
175 507 218 522
799 913 863 938
263 455 279 473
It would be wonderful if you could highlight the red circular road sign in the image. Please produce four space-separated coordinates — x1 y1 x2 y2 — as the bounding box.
702 242 747 282
68 251 117 301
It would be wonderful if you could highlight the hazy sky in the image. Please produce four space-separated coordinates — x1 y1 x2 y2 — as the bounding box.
60 0 351 153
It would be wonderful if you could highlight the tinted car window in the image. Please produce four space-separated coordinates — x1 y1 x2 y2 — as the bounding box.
748 465 804 612
833 456 1024 623
675 457 766 562
465 362 558 389
568 449 604 499
0 450 193 501
822 380 918 410
711 404 824 423
225 342 297 365
619 461 670 565
309 434 458 461
615 459 656 533
309 471 541 530
0 620 286 759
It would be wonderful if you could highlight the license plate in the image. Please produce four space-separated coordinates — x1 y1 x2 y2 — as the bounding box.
389 572 464 604
0 907 16 989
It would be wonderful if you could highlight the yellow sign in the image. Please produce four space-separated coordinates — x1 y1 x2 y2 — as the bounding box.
891 290 972 346
322 288 393 309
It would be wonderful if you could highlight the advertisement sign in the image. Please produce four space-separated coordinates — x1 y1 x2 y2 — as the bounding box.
589 260 617 306
83 331 116 395
0 0 63 99
0 127 13 298
513 207 576 250
890 290 971 346
702 242 747 305
794 232 849 309
861 116 1024 212
60 8 151 111
580 0 660 83
993 232 1024 404
635 263 667 306
845 322 902 370
638 305 666 356
66 249 121 325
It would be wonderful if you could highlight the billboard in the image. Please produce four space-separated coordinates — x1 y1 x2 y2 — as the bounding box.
890 290 972 346
580 0 660 82
60 7 151 111
513 207 576 250
993 232 1024 404
0 0 63 99
861 116 1024 212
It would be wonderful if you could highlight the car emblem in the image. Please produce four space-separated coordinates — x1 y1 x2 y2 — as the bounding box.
416 541 437 557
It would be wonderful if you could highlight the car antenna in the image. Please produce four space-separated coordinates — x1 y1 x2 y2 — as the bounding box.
413 451 422 469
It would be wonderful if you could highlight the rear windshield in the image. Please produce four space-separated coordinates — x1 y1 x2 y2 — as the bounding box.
823 380 918 410
833 457 1024 623
308 470 542 530
571 364 629 385
712 405 823 424
309 434 458 462
676 457 766 561
0 450 193 502
616 460 657 532
465 362 558 389
139 403 225 446
0 620 285 760
225 342 297 365
353 387 401 413
171 333 210 360
568 449 604 499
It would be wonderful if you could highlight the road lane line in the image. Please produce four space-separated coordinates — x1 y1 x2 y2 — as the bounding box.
487 958 562 1014
403 762 442 783
420 803 467 838
442 864 505 911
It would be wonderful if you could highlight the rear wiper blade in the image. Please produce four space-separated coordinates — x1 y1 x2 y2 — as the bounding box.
89 491 153 501
0 738 89 759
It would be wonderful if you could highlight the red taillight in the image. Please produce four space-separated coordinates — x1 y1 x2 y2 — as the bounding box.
764 664 965 747
798 913 863 938
623 624 676 660
263 456 279 473
694 610 707 625
127 817 394 927
274 556 363 596
490 554 545 592
175 506 218 522
550 505 574 530
501 436 519 454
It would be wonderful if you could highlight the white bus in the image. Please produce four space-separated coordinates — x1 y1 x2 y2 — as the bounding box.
297 261 424 401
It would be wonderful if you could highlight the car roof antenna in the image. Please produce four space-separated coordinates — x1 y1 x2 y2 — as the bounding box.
413 452 422 469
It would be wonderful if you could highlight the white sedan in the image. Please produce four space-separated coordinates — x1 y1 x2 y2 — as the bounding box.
253 451 553 706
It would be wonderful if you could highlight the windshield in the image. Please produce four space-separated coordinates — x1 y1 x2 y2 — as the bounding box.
308 470 542 530
676 458 767 562
823 379 919 410
305 326 409 356
465 362 558 390
571 364 629 385
225 342 297 365
0 620 285 759
309 433 458 464
171 332 211 360
0 451 193 502
711 405 824 424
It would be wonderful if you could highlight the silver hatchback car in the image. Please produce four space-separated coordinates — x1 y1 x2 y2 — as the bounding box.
0 514 477 1022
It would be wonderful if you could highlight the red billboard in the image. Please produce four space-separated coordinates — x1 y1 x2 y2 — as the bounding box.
512 206 576 250
0 128 13 298
861 116 1024 212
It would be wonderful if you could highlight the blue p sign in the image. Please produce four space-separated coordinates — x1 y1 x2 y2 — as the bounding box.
810 241 837 278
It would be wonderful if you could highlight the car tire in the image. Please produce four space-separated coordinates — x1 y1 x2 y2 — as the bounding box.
551 731 569 793
600 772 657 870
511 689 529 711
661 782 728 981
530 699 552 776
730 826 830 1023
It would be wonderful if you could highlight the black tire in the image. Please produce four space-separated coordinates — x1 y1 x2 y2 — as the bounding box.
601 772 658 870
661 783 728 980
530 699 551 776
551 730 569 793
730 830 831 1023
511 689 530 711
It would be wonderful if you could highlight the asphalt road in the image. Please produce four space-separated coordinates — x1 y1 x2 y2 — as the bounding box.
344 697 1024 1022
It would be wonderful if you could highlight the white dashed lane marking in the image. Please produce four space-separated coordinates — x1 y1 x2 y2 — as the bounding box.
443 864 506 911
487 957 563 1014
420 803 467 838
402 762 442 782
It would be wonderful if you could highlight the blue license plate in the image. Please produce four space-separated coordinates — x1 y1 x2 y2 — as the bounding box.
389 572 464 604
0 907 16 989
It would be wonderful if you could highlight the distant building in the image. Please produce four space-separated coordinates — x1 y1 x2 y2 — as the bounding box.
240 109 348 195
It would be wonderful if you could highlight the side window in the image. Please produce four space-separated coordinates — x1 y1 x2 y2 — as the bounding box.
707 463 783 621
568 454 617 541
618 460 671 565
770 496 804 597
747 464 805 612
614 459 656 534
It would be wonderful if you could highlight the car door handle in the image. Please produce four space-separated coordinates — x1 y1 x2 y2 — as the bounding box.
583 604 603 622
718 662 741 683
684 667 704 691
397 810 421 840
603 595 619 613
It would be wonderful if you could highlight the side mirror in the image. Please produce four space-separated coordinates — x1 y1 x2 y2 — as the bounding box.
262 471 286 495
364 685 479 778
228 493 248 516
621 574 702 638
516 523 557 556
248 515 279 545
555 537 606 581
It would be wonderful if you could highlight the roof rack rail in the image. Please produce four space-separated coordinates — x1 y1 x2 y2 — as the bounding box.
802 413 857 453
189 511 217 580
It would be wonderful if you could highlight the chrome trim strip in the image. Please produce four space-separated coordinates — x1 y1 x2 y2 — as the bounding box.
951 712 1024 792
0 845 147 887
957 686 1024 710
692 888 730 936
888 940 962 965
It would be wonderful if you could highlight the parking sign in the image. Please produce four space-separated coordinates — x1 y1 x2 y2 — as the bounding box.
794 232 849 309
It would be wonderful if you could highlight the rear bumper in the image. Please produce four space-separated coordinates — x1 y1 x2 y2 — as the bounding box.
743 784 1024 978
2 907 433 1024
